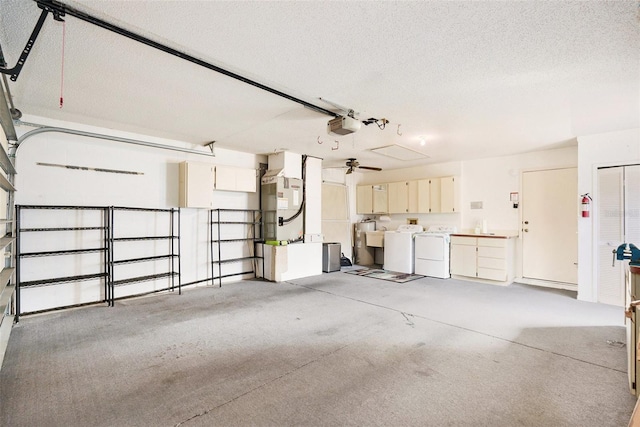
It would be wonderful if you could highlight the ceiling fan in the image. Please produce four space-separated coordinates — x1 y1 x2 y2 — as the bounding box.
345 158 382 174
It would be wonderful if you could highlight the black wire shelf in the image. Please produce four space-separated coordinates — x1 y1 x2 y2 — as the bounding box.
17 205 108 210
111 206 176 213
112 236 177 241
112 272 178 287
20 247 107 258
210 208 263 287
212 256 260 264
214 271 256 279
20 273 108 288
15 205 181 314
112 254 177 265
212 238 262 243
20 227 106 232
212 221 261 225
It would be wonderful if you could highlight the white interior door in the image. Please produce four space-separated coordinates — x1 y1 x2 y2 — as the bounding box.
597 165 640 306
522 168 578 284
597 167 625 305
321 183 351 259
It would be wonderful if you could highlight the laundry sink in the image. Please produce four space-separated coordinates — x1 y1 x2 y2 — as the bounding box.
366 231 385 247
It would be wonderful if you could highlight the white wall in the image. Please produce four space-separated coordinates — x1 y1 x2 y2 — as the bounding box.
13 115 265 312
461 147 578 233
577 128 640 302
351 148 577 234
347 146 578 277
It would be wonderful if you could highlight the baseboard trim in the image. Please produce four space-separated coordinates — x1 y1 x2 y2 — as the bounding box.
514 277 578 291
450 275 511 287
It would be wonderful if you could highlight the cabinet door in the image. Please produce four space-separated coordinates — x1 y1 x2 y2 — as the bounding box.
450 244 477 277
477 267 507 281
215 166 257 192
387 182 408 214
477 237 510 281
179 161 214 208
356 185 373 214
235 168 257 192
372 184 388 214
441 176 456 213
417 179 430 213
429 178 441 213
407 180 419 213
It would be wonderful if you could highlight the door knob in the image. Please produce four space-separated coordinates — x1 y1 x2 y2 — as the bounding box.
524 221 529 225
524 228 529 232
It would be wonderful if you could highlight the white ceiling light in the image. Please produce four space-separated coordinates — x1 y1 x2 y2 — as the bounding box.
371 145 430 161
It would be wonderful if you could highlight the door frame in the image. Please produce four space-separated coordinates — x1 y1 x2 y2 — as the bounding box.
591 160 640 306
517 165 579 291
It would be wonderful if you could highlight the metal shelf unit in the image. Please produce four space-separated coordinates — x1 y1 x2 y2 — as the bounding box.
15 205 110 320
210 209 263 287
108 207 181 305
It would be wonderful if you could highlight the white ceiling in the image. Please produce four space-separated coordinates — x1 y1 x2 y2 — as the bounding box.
0 1 638 170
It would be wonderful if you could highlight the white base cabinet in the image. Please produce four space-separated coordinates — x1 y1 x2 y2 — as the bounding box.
450 235 516 284
450 239 477 277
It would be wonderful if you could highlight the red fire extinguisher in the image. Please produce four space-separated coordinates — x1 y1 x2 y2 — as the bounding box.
581 193 592 218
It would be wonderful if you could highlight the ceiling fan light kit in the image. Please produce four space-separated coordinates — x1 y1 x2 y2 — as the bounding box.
345 158 382 174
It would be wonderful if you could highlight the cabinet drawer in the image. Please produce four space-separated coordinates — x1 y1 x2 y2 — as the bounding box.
478 267 507 281
478 256 506 270
451 236 476 246
477 237 507 248
477 246 506 259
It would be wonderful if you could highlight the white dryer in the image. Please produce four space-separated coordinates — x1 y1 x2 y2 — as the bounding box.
414 225 457 278
383 225 424 274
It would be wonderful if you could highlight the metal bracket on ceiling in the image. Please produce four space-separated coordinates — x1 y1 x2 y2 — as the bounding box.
0 6 53 82
204 141 215 154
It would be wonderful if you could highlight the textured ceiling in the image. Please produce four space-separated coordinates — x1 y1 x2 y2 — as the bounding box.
0 0 638 170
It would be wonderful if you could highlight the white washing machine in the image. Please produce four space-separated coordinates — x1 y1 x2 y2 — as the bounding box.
383 224 424 274
414 225 457 278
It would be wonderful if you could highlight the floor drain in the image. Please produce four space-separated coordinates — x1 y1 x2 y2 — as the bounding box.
606 340 625 348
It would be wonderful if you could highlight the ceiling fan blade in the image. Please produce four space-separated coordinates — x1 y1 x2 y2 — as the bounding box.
358 166 382 171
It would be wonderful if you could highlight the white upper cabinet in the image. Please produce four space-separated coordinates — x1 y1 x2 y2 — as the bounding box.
417 179 430 213
429 177 442 213
388 182 409 214
356 185 374 214
440 176 458 213
407 180 418 213
372 184 388 214
215 165 256 192
356 176 457 215
356 184 388 214
179 161 214 208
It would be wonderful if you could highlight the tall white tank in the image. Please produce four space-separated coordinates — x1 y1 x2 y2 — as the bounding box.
354 221 375 265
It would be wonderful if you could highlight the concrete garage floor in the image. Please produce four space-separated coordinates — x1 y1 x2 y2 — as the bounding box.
0 272 636 426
